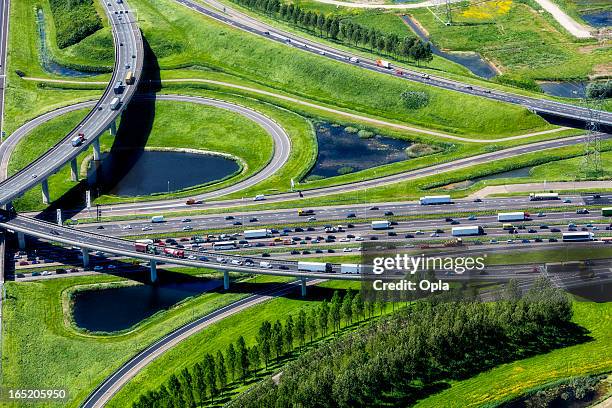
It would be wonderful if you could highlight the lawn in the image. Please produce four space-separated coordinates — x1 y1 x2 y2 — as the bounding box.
7 100 277 211
416 301 612 407
408 2 612 81
0 270 291 408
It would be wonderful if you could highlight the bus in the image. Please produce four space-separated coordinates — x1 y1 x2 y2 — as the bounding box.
562 232 594 242
213 240 238 250
125 71 135 85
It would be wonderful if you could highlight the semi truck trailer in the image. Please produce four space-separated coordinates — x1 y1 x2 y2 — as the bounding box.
420 195 451 205
298 262 333 273
451 226 484 236
244 229 271 239
371 220 391 230
529 193 559 201
497 212 529 222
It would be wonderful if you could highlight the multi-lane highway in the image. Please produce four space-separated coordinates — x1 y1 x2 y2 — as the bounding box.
0 0 144 206
175 0 612 127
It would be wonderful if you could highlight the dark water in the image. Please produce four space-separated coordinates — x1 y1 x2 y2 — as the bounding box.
90 150 239 196
401 16 498 79
36 9 101 77
581 10 612 27
476 166 533 181
72 279 221 332
539 81 587 98
306 123 411 179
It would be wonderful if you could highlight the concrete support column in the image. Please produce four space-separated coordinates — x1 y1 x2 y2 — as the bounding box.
150 259 157 283
17 231 25 250
223 270 230 290
109 120 117 136
81 248 90 268
70 159 79 182
41 179 50 204
301 277 307 297
92 137 101 161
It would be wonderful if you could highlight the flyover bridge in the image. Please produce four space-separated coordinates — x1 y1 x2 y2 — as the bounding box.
0 0 144 206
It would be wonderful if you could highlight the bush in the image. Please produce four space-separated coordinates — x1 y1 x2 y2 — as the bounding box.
586 82 612 99
494 75 542 92
49 0 103 48
405 143 440 158
400 90 430 109
357 130 374 139
343 126 359 134
337 166 354 175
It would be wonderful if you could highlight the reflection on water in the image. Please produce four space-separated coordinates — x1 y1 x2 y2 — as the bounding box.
580 10 611 27
401 16 498 79
539 81 587 98
36 9 102 77
89 150 240 196
72 279 222 332
306 123 411 179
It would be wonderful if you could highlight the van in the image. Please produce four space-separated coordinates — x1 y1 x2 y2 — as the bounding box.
151 215 165 223
110 97 121 110
254 194 265 201
259 261 272 268
349 57 359 63
113 81 124 94
502 223 513 230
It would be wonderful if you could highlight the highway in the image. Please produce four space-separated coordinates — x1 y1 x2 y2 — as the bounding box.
175 0 612 127
0 0 144 206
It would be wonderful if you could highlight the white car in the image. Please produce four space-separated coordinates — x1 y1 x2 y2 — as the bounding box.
41 270 51 276
230 259 242 265
308 217 316 221
339 237 350 242
343 247 352 252
188 255 197 260
355 236 364 241
141 226 152 231
430 233 439 237
415 230 424 235
182 226 193 231
122 225 132 230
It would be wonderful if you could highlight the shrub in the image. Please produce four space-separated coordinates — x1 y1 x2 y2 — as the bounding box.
586 82 612 99
49 0 103 48
357 130 374 139
400 90 430 109
494 75 542 92
343 126 359 134
405 143 440 158
337 166 354 175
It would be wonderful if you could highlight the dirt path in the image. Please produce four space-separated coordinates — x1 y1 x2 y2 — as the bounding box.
532 0 592 38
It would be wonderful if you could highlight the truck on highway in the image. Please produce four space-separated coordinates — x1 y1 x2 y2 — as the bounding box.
113 81 124 94
371 220 391 230
71 132 85 147
420 195 452 205
298 261 333 273
134 242 157 254
244 229 271 239
602 207 612 217
451 226 484 236
376 59 391 68
151 215 165 223
185 198 203 205
110 97 121 110
497 212 529 222
163 247 185 258
562 231 594 242
529 193 559 201
125 70 135 85
340 264 362 274
298 209 314 216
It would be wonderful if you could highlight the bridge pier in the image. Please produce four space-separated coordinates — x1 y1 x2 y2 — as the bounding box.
92 137 101 161
109 120 117 137
41 179 50 204
223 270 230 290
70 159 79 182
301 277 307 297
81 248 90 268
17 231 25 250
150 259 157 283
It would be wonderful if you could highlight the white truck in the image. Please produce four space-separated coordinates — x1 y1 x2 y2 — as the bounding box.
529 193 559 201
298 261 333 273
259 261 272 269
451 226 484 236
340 264 362 274
420 195 451 205
150 215 165 223
244 229 271 239
109 97 121 110
371 220 391 230
497 212 529 222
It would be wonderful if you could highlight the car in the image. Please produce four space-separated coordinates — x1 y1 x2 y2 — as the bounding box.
517 225 526 230
108 264 117 270
199 256 209 262
593 226 600 230
249 217 258 222
50 230 61 236
16 273 25 278
93 266 104 271
563 199 571 203
339 237 350 242
540 225 548 229
355 236 364 241
586 223 593 228
445 217 453 222
315 249 323 254
302 250 311 255
404 234 414 239
233 221 242 225
450 220 460 225
550 228 561 232
534 238 543 242
537 212 545 217
308 217 317 221
295 227 304 232
230 259 242 265
468 215 477 221
290 250 300 255
182 218 192 222
473 198 482 202
506 240 514 244
343 248 352 252
576 209 589 215
384 211 394 216
369 206 379 210
521 239 530 244
188 255 197 260
306 227 315 231
225 215 235 220
430 233 439 237
31 271 41 277
97 225 105 229
346 213 356 218
489 239 498 244
548 238 558 242
41 271 52 276
141 226 151 231
435 229 444 233
528 229 537 233
415 230 424 235
216 257 227 263
122 224 132 230
347 224 355 228
370 236 378 240
327 249 335 253
183 226 193 231
388 231 397 236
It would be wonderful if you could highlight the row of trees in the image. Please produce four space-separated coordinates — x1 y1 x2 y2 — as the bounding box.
231 278 580 407
233 0 433 63
132 290 375 408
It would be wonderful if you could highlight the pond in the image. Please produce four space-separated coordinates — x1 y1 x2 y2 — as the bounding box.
580 10 611 27
72 279 222 332
305 123 412 179
89 150 240 196
439 166 534 190
539 81 588 98
36 9 103 77
401 16 498 79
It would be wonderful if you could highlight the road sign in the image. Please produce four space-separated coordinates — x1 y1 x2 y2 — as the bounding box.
56 209 62 226
86 190 91 209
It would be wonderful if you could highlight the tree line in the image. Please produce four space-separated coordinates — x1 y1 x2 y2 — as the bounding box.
132 289 375 408
230 278 583 407
232 0 433 64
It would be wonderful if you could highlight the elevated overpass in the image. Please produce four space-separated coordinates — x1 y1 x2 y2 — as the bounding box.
0 0 144 206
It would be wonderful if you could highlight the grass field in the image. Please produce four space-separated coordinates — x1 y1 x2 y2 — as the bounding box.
7 100 277 211
416 301 612 407
408 3 612 81
0 271 293 408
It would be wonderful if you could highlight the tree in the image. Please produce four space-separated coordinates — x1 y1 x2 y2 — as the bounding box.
167 374 184 407
216 351 227 392
319 301 330 336
272 320 284 359
296 309 307 348
330 291 342 333
249 346 261 370
317 13 326 36
204 354 218 402
284 315 295 351
352 292 364 322
330 17 340 39
257 320 273 368
193 362 207 404
226 343 237 382
180 367 196 408
237 336 249 380
369 29 378 51
342 289 354 326
307 307 318 342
